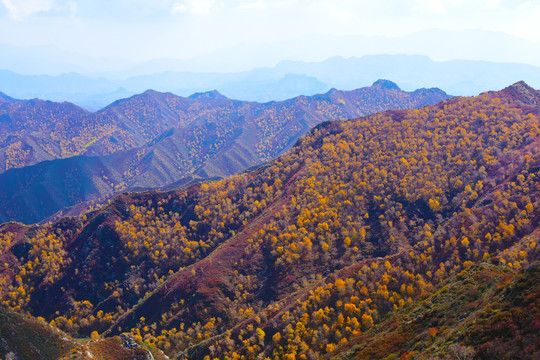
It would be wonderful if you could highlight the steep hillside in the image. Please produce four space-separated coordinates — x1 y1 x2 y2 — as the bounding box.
0 81 450 224
0 82 538 359
0 80 449 173
333 261 540 359
0 305 76 359
0 305 168 360
0 91 19 104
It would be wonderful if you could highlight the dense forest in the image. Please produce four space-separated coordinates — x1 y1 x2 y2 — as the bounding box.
0 81 538 359
0 81 449 225
0 80 448 173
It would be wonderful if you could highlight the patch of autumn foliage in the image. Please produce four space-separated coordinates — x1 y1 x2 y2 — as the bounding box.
0 83 447 174
333 261 539 360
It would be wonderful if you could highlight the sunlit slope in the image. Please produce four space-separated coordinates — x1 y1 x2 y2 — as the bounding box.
0 81 450 224
0 81 537 359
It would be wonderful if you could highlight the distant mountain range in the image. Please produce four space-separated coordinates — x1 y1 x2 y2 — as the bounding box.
1 55 540 110
0 80 450 224
2 29 540 75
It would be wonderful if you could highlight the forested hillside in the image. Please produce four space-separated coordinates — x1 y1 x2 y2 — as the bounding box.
0 81 538 359
0 80 447 173
0 81 449 224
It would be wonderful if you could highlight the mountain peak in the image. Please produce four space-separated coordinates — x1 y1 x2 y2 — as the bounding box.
508 80 534 92
0 91 18 103
326 88 343 96
188 90 228 101
141 89 166 97
503 80 540 108
372 79 401 90
508 80 536 92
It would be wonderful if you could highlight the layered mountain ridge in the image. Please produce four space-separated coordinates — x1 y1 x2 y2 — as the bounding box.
0 80 450 224
0 81 538 359
2 53 540 110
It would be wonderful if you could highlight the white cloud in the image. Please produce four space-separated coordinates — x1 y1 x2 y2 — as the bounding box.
413 0 448 14
518 1 532 10
65 0 77 16
506 1 540 42
171 2 187 13
328 5 351 19
171 0 216 15
239 0 267 10
412 0 533 14
311 0 353 20
1 0 56 20
0 0 538 68
485 0 501 9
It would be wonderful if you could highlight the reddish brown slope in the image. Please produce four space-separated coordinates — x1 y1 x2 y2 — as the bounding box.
107 158 306 335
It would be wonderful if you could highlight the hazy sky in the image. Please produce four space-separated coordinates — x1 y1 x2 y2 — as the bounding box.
1 0 539 63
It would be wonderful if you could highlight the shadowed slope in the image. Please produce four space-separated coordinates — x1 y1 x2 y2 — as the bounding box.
0 81 450 224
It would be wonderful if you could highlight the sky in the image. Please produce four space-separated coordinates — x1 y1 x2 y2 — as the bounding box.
1 0 540 69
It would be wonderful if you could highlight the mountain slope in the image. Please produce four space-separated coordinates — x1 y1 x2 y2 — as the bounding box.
0 82 538 359
0 80 449 173
0 91 19 104
0 306 76 360
0 81 450 224
332 261 540 360
0 305 168 360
